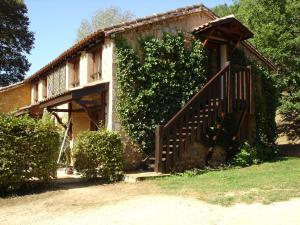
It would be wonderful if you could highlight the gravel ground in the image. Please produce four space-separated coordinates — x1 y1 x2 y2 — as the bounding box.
1 183 300 225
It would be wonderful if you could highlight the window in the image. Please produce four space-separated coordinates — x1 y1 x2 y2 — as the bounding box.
33 82 38 102
72 59 80 87
42 79 47 99
47 66 66 97
90 48 101 81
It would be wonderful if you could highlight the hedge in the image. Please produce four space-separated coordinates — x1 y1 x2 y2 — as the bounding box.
74 128 124 182
0 114 60 193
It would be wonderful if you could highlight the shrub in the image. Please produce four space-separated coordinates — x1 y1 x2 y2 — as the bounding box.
232 142 259 167
74 128 124 182
0 114 60 193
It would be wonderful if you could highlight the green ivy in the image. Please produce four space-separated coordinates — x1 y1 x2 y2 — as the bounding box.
230 48 279 162
252 63 279 147
115 33 208 154
232 48 279 147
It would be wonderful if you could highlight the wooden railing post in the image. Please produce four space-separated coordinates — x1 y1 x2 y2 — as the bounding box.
226 61 233 113
247 65 253 114
155 125 163 173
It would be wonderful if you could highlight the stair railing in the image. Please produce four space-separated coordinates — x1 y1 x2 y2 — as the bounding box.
155 61 252 173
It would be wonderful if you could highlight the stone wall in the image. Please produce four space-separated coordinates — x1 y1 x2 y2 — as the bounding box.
108 12 213 169
0 83 31 113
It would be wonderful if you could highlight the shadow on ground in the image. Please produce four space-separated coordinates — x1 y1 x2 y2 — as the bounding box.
0 177 105 198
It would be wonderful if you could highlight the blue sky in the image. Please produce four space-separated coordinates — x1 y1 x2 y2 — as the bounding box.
24 0 233 76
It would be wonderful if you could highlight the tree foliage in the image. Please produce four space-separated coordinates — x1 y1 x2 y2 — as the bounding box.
76 6 134 41
0 0 34 87
213 0 300 138
211 3 239 17
116 33 208 154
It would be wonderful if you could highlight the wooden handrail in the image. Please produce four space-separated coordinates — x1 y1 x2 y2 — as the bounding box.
164 62 231 131
155 62 252 173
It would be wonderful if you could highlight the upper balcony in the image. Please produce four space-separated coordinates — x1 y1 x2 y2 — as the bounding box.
31 45 103 104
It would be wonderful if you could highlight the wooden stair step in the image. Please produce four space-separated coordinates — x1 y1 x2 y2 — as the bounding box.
162 151 173 155
163 144 179 148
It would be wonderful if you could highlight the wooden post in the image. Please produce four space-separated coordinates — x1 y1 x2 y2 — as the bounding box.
247 65 253 114
226 61 233 113
155 125 163 173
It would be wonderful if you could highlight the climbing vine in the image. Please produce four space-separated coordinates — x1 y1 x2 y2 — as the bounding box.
115 33 208 154
252 63 279 157
231 48 279 160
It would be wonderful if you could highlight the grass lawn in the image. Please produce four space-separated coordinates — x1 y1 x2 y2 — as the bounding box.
152 157 300 205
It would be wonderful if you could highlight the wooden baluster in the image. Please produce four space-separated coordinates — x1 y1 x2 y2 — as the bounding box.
227 67 231 113
207 90 212 128
213 80 217 121
165 129 171 173
178 117 184 159
155 125 163 173
171 128 178 170
183 113 189 152
240 71 243 110
243 70 246 101
224 69 228 113
243 70 246 107
190 108 196 141
247 66 253 114
246 70 250 109
197 103 204 138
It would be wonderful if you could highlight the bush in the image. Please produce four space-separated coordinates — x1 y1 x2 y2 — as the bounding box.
0 114 60 193
74 128 124 182
232 142 259 167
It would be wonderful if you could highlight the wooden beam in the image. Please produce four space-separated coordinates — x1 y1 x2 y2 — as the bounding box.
75 100 99 128
74 99 101 106
49 111 67 129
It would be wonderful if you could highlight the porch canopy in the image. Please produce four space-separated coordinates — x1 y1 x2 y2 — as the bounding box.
38 82 108 128
39 82 108 111
16 82 108 127
15 103 43 118
193 15 253 42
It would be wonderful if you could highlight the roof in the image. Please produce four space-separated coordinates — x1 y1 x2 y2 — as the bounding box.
23 4 276 84
39 81 109 108
26 4 216 82
15 82 109 116
193 15 253 41
0 81 25 92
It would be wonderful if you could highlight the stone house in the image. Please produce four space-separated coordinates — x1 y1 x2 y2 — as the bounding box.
0 5 276 172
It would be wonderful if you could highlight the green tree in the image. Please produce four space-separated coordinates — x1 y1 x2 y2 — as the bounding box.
236 0 300 134
213 0 299 137
76 6 134 41
211 2 239 17
0 0 34 87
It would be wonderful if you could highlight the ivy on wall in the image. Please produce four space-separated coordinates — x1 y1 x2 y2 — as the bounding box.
231 48 279 159
252 63 279 145
115 33 208 154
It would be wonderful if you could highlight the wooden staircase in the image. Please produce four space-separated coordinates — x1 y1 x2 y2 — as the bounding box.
154 62 253 173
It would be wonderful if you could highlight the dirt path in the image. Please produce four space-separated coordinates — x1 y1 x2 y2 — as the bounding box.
1 182 300 225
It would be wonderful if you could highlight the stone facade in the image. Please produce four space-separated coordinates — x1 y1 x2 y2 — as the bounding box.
0 83 31 113
0 5 276 172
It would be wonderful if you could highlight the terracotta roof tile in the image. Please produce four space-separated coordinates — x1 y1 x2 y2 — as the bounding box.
23 4 275 84
0 81 25 92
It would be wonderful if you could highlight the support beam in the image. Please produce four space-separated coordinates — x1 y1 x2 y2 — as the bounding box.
49 111 67 129
47 104 102 113
75 100 99 128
